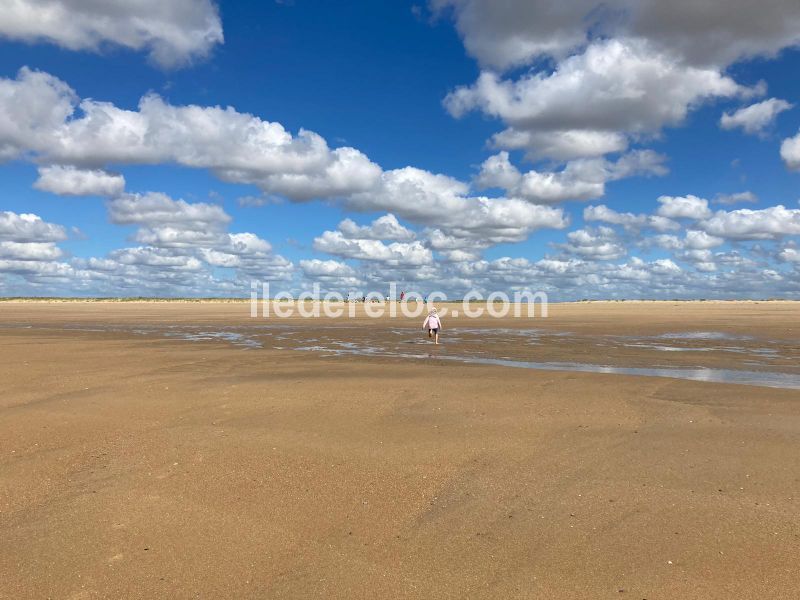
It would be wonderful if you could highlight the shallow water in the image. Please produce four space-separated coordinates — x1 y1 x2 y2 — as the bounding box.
3 321 799 390
440 357 800 390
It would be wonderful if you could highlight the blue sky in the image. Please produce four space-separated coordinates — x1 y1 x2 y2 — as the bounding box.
1 0 800 299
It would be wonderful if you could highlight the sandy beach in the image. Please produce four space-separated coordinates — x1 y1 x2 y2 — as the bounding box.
1 301 799 599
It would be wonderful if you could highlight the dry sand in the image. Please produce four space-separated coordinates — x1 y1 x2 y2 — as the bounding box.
1 301 799 598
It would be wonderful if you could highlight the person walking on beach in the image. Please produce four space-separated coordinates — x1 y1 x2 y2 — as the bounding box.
423 307 442 344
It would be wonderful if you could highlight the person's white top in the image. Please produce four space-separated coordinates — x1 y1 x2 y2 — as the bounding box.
423 314 441 330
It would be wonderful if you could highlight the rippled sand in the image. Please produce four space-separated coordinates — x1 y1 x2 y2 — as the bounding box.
1 301 799 598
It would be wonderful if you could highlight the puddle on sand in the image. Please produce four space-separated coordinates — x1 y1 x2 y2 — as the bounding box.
438 356 800 390
656 331 754 341
288 340 800 391
163 330 263 349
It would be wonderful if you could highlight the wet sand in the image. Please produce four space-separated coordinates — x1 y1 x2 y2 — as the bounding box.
1 301 799 598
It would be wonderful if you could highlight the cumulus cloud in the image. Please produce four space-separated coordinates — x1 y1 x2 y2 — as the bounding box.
584 205 679 232
657 195 712 220
779 247 800 263
34 165 125 196
101 192 293 284
347 167 568 243
0 68 575 254
0 258 75 279
0 241 62 261
300 259 356 278
684 230 724 249
654 234 683 251
476 150 667 203
720 98 793 135
424 229 489 261
0 205 293 293
430 0 591 71
781 131 800 171
0 68 76 161
299 259 363 288
0 0 223 68
436 1 799 168
108 192 230 230
700 205 800 240
433 0 800 70
313 231 433 267
0 211 67 242
132 227 226 249
337 214 416 241
490 128 629 161
445 39 752 160
443 253 697 300
111 246 204 271
0 68 382 201
0 211 74 286
473 151 522 190
558 226 627 260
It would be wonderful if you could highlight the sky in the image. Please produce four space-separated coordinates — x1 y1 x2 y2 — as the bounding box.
1 0 800 300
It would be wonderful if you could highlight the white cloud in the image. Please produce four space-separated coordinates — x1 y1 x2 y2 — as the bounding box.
657 195 712 220
655 234 683 251
198 232 283 276
227 232 272 255
0 68 382 201
0 259 75 278
476 149 667 203
34 165 125 196
781 131 800 171
0 68 76 161
107 192 230 230
299 259 363 288
424 229 491 258
650 258 682 276
720 98 793 135
445 39 751 160
0 241 62 261
0 211 67 242
96 192 293 285
713 191 758 205
300 259 356 278
443 253 695 299
514 166 603 204
246 146 383 201
337 214 416 241
0 211 74 284
430 0 589 71
779 247 800 263
474 151 522 190
0 69 572 253
584 205 679 232
313 231 433 266
433 0 800 70
558 226 627 260
0 0 223 68
438 249 481 262
700 205 800 240
111 247 204 271
490 128 629 161
347 167 568 243
684 230 724 249
132 227 226 248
